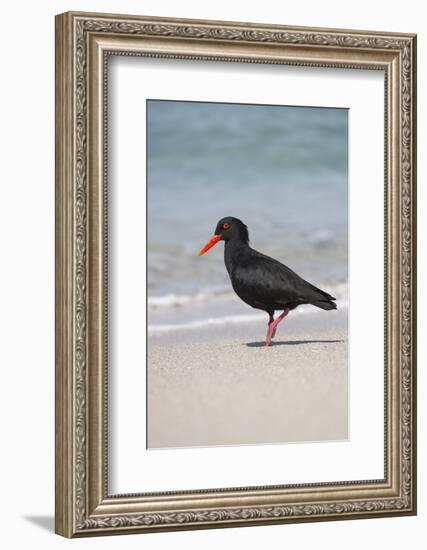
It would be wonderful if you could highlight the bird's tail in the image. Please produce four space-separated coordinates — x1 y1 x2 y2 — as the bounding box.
309 285 337 310
304 280 338 311
312 299 337 311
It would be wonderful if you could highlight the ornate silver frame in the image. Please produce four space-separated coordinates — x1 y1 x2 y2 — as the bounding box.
55 11 417 537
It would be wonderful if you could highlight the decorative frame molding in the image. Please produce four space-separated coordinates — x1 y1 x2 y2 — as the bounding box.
55 11 417 537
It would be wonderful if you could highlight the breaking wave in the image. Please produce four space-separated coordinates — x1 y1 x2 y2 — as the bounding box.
148 282 348 334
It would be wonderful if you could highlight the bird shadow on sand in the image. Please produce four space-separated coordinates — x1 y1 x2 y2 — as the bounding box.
246 339 344 348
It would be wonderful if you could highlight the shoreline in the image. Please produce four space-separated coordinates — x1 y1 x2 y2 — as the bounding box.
149 305 347 344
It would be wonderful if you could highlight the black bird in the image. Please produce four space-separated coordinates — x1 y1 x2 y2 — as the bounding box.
198 216 337 347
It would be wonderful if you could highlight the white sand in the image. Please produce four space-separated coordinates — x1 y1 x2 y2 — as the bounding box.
148 309 348 449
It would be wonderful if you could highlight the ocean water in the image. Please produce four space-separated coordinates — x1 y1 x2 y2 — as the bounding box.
147 100 348 331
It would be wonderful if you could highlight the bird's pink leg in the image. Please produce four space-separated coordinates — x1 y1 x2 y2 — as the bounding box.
265 317 275 347
271 308 290 339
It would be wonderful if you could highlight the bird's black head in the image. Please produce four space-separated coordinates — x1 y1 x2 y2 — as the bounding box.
214 217 249 243
198 217 249 256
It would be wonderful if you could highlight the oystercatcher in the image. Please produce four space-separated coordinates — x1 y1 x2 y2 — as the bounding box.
198 217 337 346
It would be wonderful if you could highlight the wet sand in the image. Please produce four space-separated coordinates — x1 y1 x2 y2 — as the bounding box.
147 309 348 449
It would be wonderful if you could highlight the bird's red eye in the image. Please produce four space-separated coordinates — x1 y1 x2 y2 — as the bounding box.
223 223 230 229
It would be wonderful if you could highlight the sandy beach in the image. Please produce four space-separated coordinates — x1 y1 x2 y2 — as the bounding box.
148 308 348 449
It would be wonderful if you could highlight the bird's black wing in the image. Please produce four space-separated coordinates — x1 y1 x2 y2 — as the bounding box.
231 248 336 311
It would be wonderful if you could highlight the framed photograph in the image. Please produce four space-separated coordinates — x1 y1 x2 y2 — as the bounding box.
55 11 417 537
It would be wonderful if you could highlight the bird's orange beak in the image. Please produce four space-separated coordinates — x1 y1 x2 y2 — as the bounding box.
198 234 221 256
